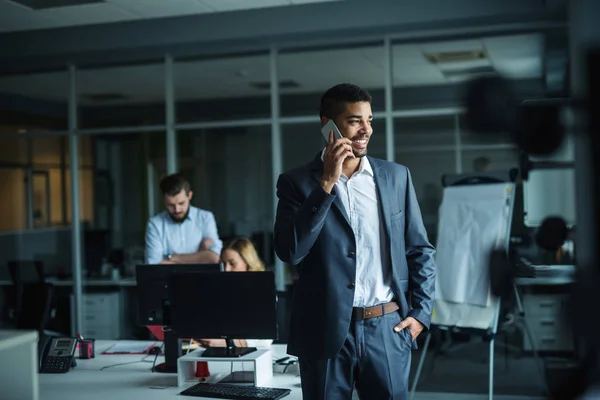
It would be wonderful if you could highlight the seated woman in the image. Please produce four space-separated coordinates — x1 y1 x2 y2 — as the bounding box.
196 236 272 349
221 236 265 272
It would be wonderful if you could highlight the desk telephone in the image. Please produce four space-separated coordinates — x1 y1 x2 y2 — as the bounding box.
38 336 77 373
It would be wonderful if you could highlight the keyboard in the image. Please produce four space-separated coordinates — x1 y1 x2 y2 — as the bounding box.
179 382 291 399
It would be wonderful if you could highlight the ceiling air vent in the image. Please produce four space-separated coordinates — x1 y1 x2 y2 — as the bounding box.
10 0 104 10
250 80 300 90
425 50 486 64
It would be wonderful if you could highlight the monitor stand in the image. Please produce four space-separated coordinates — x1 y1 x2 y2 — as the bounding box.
201 339 256 358
153 330 181 373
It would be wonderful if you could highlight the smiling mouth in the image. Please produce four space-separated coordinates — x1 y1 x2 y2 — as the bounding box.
352 138 368 147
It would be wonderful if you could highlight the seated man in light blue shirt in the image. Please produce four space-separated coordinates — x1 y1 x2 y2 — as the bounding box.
145 173 222 265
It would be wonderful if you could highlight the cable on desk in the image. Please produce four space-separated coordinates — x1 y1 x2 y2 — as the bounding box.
150 343 164 372
100 354 154 371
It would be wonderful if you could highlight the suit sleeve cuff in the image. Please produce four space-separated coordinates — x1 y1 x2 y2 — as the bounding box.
408 309 431 331
305 183 336 216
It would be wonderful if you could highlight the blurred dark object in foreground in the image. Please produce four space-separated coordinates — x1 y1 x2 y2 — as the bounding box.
466 45 600 399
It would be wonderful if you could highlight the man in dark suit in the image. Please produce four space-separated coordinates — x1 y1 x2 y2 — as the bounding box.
274 83 436 399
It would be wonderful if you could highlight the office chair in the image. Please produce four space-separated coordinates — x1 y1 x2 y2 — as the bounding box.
15 282 56 332
6 261 45 324
6 260 61 335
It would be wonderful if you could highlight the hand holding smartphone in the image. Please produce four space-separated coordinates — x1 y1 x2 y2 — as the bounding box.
319 119 354 194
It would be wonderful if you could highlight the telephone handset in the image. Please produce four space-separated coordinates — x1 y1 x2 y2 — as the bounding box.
39 336 77 373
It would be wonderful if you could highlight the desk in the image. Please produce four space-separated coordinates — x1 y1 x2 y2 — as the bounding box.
1 330 39 400
39 341 303 400
37 341 542 400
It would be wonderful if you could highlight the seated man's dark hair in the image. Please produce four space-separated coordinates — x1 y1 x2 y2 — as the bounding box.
159 173 190 196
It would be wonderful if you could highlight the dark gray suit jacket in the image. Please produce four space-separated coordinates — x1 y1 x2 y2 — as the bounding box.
274 154 436 359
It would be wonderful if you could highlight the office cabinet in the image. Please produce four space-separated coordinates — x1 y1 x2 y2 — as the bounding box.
522 293 574 352
71 292 125 339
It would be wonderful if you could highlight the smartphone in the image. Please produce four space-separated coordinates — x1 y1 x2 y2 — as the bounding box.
321 119 343 142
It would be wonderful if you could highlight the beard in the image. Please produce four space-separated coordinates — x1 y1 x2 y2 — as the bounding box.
353 149 367 158
169 208 189 223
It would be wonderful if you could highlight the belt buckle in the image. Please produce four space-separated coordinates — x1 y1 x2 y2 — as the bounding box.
356 307 365 321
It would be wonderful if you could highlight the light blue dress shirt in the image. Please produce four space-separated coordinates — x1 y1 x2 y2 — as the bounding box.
145 206 223 264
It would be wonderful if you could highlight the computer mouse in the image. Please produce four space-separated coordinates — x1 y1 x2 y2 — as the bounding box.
149 346 161 355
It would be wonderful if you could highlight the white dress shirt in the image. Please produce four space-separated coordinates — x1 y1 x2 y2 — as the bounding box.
145 206 223 264
322 150 394 307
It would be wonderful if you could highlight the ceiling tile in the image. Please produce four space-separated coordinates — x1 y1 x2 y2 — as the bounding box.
0 0 340 32
393 44 430 66
419 39 484 54
0 1 65 32
394 66 445 86
484 33 543 62
493 58 542 79
0 32 544 104
176 55 271 100
107 0 213 18
0 1 31 31
0 71 68 102
78 63 165 104
40 2 141 25
436 59 492 72
0 0 34 17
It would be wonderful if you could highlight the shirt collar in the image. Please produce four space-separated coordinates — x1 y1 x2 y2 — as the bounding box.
168 207 194 223
320 147 373 176
184 207 195 221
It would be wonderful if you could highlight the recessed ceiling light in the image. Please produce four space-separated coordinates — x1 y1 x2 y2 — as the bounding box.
10 0 104 10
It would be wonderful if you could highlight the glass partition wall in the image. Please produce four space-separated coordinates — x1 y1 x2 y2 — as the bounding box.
0 27 556 341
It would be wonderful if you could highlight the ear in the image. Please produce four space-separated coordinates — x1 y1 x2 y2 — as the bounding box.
187 191 193 201
320 116 329 127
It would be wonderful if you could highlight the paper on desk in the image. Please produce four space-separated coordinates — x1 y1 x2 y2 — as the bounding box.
102 341 156 354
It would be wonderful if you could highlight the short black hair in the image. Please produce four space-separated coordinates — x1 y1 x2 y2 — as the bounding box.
159 173 190 196
319 83 372 119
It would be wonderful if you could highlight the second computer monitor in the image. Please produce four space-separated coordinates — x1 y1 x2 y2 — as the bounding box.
168 271 278 343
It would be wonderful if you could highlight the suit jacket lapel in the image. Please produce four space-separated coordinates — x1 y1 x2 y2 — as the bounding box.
370 157 392 240
309 154 351 228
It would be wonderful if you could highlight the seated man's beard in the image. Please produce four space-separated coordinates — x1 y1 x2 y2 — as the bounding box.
170 209 188 222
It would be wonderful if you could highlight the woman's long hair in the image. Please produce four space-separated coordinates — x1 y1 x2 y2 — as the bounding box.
222 237 265 272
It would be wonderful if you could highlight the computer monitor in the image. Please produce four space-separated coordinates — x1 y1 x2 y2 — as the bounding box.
135 263 223 373
168 271 278 358
136 263 223 326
